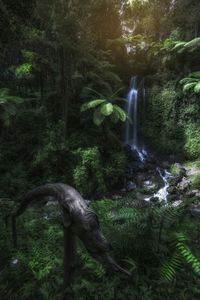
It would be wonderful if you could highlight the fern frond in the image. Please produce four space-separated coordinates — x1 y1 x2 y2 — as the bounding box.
161 252 182 282
175 234 200 275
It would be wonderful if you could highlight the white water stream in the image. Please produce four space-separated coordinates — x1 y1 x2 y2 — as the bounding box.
125 77 172 202
125 77 147 162
145 168 172 202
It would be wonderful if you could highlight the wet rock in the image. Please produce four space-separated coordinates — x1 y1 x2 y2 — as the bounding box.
167 186 177 195
143 180 156 189
144 180 152 186
172 200 182 207
190 204 200 216
186 189 200 198
168 175 182 186
124 145 140 161
136 192 145 201
149 196 159 203
177 177 191 192
126 181 137 192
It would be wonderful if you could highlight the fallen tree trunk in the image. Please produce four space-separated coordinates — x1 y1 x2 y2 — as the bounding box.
9 183 131 292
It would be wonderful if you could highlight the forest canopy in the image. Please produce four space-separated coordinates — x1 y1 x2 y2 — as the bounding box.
0 0 200 299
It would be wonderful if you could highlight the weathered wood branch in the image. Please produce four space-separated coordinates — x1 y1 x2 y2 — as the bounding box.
9 183 131 283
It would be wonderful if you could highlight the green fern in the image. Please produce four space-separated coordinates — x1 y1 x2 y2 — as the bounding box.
78 249 105 278
180 72 200 94
176 233 200 275
161 252 182 282
161 232 200 282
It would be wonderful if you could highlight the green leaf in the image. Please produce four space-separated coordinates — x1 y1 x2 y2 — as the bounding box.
100 103 113 116
184 37 200 51
194 82 200 93
113 105 127 122
81 99 106 112
180 78 199 85
183 82 196 92
172 41 186 52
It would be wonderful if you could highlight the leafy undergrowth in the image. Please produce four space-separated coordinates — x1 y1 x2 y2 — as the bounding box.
1 196 200 300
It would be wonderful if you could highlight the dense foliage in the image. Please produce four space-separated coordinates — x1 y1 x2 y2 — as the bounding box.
0 0 200 299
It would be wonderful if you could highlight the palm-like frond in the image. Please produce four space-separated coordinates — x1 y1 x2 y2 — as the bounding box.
180 72 200 94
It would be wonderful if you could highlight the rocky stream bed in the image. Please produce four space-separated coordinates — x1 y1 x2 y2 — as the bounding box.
111 145 200 215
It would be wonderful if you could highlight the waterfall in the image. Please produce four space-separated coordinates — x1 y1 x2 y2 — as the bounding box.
124 77 172 202
125 76 138 146
125 77 146 161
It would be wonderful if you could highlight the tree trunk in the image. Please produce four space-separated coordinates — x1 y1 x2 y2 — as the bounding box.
63 226 76 295
60 47 69 139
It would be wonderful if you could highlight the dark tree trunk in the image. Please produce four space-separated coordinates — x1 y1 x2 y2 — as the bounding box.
8 183 131 293
11 216 17 248
63 226 76 293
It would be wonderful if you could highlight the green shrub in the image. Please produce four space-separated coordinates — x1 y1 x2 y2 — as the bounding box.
170 164 179 176
103 151 126 188
143 83 183 154
192 173 200 189
184 123 200 159
73 147 106 197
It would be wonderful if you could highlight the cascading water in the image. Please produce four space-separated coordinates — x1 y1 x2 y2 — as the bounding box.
145 168 172 202
125 77 147 162
125 77 138 145
124 77 172 202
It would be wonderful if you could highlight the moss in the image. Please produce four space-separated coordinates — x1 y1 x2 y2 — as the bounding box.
192 173 200 189
170 164 180 176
